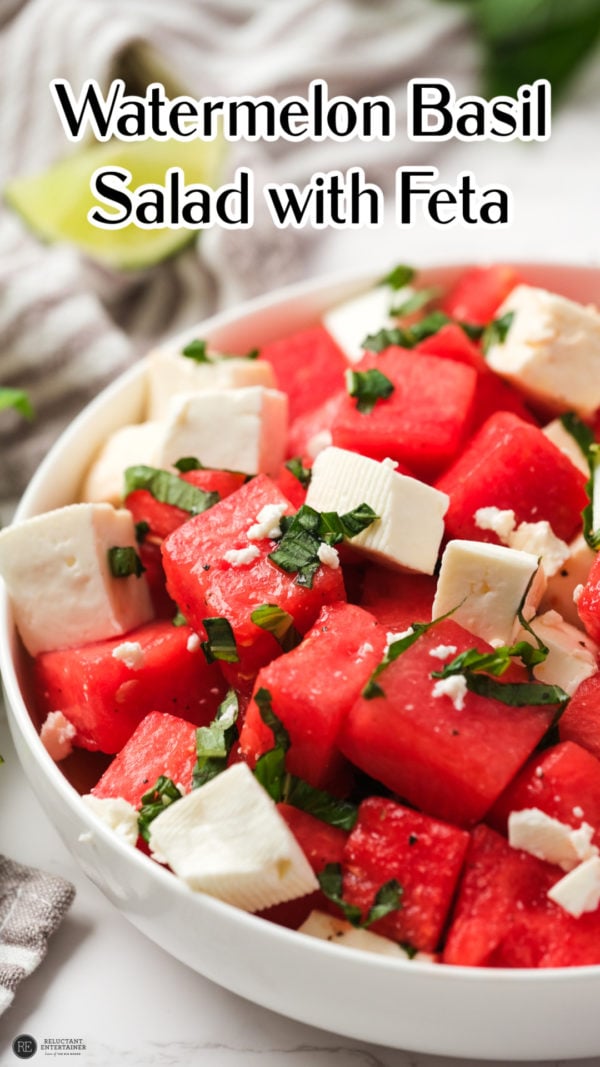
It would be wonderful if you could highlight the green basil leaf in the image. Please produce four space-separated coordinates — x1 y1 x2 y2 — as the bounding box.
171 610 187 627
138 776 183 842
458 321 485 341
107 545 145 578
134 520 150 543
346 368 395 414
561 416 600 551
390 286 439 317
362 326 411 353
269 503 378 588
173 456 204 472
284 457 312 489
403 310 451 344
378 264 415 290
560 412 595 460
193 689 239 788
124 465 219 515
284 777 358 831
253 687 290 801
245 347 260 360
250 604 302 652
181 338 210 362
482 311 515 353
201 617 239 663
0 387 34 420
464 673 570 708
317 863 403 928
363 602 463 699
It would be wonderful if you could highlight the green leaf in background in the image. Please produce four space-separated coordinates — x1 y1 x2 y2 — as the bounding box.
0 388 34 420
442 0 600 100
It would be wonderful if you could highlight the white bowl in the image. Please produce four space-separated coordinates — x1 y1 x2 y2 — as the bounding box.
3 263 600 1061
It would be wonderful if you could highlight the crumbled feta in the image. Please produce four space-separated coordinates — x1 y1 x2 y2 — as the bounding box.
474 506 516 541
317 542 340 569
573 805 584 819
186 633 201 653
513 609 598 696
508 808 599 871
431 674 468 711
222 545 261 566
385 628 413 652
82 795 140 847
508 521 570 578
535 766 544 779
382 457 399 470
573 583 584 605
40 711 76 761
111 641 144 670
246 503 287 541
548 856 600 917
428 644 458 661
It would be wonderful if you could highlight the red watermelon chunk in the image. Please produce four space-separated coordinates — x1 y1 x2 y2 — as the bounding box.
441 264 522 326
340 797 469 953
162 475 346 686
331 348 477 479
559 671 600 760
259 325 347 422
287 392 344 460
488 741 600 847
436 412 588 544
138 541 177 619
126 468 246 541
338 619 557 827
359 566 436 631
91 710 197 806
273 461 311 510
575 553 600 645
34 620 226 754
239 603 385 792
444 824 600 968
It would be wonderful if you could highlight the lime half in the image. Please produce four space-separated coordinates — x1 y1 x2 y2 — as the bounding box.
5 135 226 271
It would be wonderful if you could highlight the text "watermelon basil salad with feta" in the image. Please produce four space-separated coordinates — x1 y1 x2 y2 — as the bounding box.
3 263 600 968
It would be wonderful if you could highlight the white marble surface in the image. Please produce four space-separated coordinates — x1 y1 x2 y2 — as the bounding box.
2 54 600 1067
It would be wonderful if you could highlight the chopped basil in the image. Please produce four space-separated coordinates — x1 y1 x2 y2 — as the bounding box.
378 264 416 290
431 639 569 709
107 545 145 578
245 347 260 360
560 412 600 550
138 776 183 842
458 321 485 341
193 689 239 788
171 610 188 627
362 326 410 354
124 465 219 516
317 863 403 928
200 617 239 663
390 286 439 317
404 310 452 344
134 520 150 543
482 311 515 353
284 457 312 489
269 503 378 588
181 338 210 362
173 456 204 472
400 942 418 959
363 604 462 700
253 689 358 830
457 673 570 708
362 312 452 353
250 604 302 652
0 387 34 420
346 367 394 414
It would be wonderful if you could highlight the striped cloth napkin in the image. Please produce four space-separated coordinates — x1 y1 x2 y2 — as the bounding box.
0 855 75 1016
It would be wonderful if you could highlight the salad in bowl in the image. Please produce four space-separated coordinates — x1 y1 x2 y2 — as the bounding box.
2 260 600 1058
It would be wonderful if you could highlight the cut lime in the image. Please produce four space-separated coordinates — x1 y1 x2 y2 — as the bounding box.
5 134 226 271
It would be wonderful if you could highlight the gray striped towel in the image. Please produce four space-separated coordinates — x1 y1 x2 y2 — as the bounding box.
0 855 75 1016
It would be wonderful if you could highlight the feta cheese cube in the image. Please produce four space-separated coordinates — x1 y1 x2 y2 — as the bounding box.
514 609 598 696
148 762 318 910
82 422 163 505
0 503 153 655
40 710 76 761
548 856 600 917
486 285 600 417
542 419 590 476
298 910 433 961
432 539 546 647
147 346 275 419
159 387 287 477
323 285 399 364
508 808 598 871
542 534 596 628
82 795 139 847
305 446 448 574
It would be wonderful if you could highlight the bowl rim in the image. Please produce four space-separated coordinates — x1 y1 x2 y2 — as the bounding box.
3 259 600 987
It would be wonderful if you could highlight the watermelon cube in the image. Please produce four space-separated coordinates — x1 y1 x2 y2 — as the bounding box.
359 566 436 631
91 710 198 806
239 603 385 792
162 475 346 685
340 797 469 953
441 264 522 326
576 552 600 644
559 671 600 760
126 468 246 541
488 740 600 847
331 348 477 479
259 325 347 422
339 619 557 827
34 620 226 753
436 412 588 544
